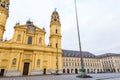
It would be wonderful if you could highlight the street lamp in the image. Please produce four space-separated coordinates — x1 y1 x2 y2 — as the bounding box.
56 26 59 74
74 0 92 78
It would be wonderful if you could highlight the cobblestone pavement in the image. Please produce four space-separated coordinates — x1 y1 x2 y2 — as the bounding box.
0 73 120 80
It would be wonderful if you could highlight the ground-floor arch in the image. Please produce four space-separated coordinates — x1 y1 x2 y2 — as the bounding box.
63 69 66 73
67 69 70 74
71 69 73 73
75 69 78 74
87 69 89 73
0 69 5 77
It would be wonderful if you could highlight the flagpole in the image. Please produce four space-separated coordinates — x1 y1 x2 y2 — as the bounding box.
74 0 92 78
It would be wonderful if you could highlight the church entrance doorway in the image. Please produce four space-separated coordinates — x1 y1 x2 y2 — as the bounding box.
23 63 30 75
0 69 5 76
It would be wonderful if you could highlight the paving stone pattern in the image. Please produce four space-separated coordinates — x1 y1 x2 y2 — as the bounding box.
0 73 120 80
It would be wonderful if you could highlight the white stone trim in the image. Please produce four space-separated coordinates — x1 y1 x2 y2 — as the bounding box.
5 70 20 76
30 70 43 75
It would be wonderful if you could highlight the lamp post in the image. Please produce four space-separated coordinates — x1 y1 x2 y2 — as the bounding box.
56 26 59 74
74 0 92 78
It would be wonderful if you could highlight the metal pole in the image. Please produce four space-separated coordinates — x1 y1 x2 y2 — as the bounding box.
56 26 58 74
74 0 85 76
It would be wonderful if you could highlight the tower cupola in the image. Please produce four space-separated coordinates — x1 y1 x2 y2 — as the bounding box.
52 8 58 14
50 8 61 26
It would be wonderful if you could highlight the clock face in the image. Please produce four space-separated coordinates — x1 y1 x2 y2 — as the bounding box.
28 25 35 31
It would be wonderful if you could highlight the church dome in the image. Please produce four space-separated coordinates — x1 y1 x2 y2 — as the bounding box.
26 19 33 25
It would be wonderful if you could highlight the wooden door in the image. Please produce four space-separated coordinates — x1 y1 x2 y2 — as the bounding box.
23 63 30 75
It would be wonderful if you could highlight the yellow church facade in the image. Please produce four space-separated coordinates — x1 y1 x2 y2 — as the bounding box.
0 0 62 76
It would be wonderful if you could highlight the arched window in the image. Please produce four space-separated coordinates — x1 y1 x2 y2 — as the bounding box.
56 29 58 34
17 35 21 41
56 43 58 48
28 36 32 44
54 16 57 21
12 58 17 65
37 59 40 65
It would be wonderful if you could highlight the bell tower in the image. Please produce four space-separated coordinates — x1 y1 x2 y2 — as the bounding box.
0 0 9 41
49 9 62 49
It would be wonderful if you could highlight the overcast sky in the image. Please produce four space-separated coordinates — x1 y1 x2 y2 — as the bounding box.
4 0 120 55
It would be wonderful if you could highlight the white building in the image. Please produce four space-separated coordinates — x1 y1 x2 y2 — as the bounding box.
62 50 120 74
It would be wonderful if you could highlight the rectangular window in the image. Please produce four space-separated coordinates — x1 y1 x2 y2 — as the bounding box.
37 59 40 65
12 58 17 65
17 35 21 41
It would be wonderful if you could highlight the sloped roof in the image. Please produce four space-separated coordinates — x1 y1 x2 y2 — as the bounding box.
62 49 96 58
97 53 120 58
62 49 120 58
